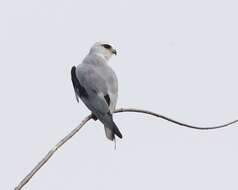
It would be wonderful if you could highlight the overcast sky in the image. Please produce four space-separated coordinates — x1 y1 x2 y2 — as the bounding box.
1 0 238 190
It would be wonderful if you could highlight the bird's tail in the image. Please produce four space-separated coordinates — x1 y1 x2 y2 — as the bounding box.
104 119 122 141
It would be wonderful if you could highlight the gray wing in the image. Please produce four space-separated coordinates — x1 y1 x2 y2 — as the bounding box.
71 60 120 140
75 63 111 117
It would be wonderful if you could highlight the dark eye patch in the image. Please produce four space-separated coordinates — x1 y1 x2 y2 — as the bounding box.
102 44 112 49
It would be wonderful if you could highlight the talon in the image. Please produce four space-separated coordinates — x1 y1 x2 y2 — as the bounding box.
91 113 98 121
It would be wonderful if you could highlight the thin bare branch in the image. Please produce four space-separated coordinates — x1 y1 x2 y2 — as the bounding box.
14 114 92 190
115 108 238 130
14 107 238 190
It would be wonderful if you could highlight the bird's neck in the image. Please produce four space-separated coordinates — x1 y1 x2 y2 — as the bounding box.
84 53 109 65
95 53 110 61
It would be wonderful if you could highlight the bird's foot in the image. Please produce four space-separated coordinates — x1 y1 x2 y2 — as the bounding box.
91 113 98 121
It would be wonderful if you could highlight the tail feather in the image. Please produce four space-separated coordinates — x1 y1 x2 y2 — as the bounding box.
104 127 114 141
113 123 123 139
104 120 122 141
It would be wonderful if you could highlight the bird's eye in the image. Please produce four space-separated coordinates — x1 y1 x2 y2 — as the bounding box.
102 44 112 49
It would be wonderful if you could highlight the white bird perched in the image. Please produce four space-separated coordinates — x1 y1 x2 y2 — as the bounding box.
71 42 122 141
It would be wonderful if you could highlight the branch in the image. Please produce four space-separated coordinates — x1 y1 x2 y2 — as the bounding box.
14 107 238 190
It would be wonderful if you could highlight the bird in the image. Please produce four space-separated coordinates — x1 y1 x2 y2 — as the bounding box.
71 42 123 141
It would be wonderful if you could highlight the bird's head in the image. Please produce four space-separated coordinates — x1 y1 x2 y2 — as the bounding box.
89 42 117 61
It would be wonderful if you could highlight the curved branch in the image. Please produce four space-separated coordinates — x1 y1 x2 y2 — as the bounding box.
14 108 238 190
115 108 238 130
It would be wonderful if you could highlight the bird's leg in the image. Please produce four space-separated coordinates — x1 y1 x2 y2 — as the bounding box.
91 113 98 121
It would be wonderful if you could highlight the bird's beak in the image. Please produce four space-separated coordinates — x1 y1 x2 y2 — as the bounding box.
112 48 117 55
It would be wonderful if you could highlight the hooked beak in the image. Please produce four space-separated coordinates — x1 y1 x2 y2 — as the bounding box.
112 48 117 55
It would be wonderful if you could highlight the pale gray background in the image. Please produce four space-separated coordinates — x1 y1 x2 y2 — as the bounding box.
1 0 238 189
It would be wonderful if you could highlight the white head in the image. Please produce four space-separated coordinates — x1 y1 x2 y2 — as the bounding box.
89 42 117 61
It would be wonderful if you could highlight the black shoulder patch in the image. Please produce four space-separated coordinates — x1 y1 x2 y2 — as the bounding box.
104 94 110 107
71 66 88 98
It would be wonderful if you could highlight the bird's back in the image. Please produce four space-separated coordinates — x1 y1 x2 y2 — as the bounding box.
78 54 118 112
